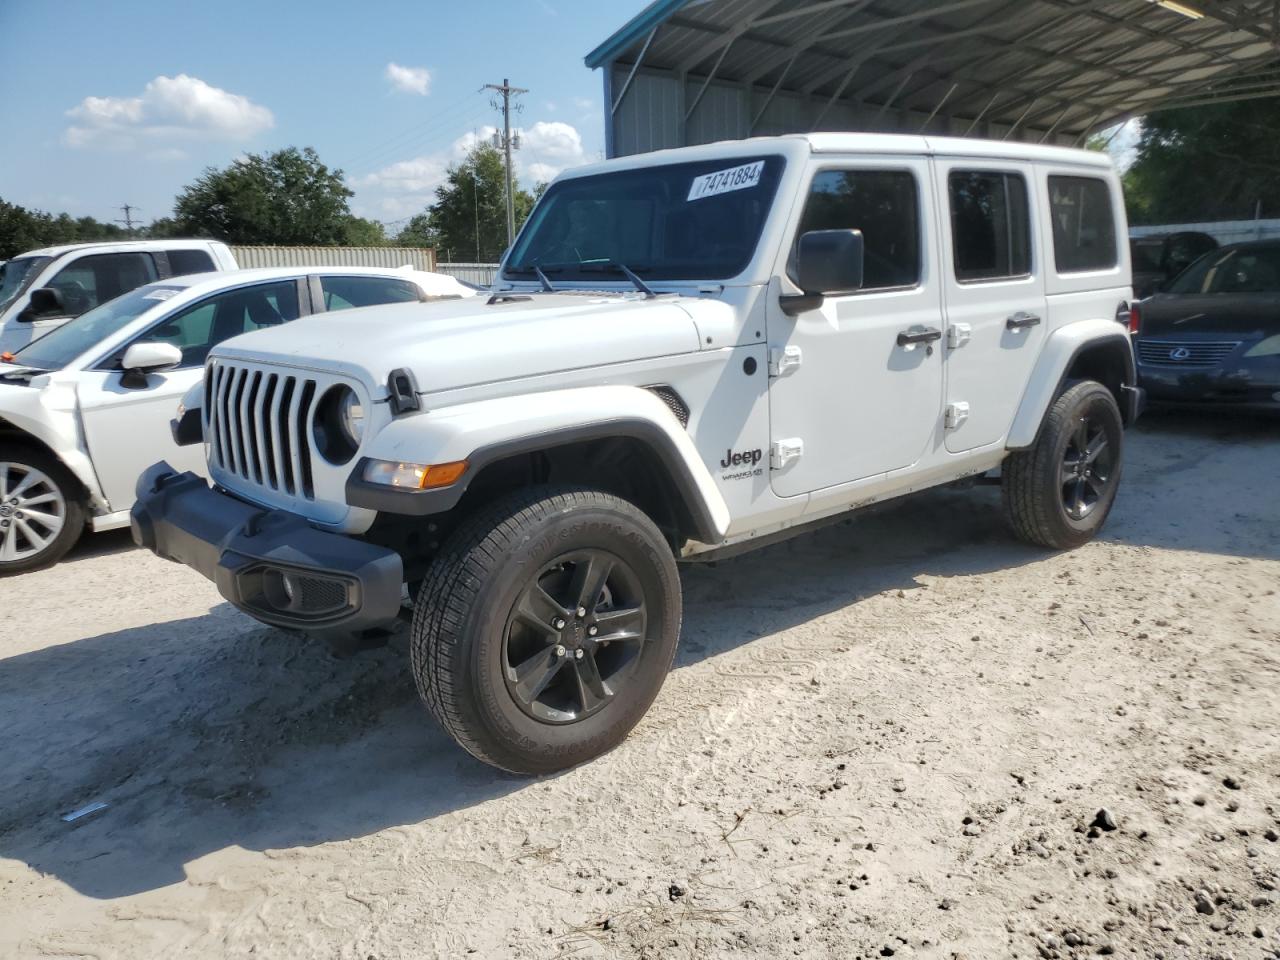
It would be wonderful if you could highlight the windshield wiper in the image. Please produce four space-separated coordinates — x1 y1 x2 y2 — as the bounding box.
579 261 657 299
532 264 556 293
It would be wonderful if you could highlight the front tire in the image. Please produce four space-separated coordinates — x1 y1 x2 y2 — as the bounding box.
411 486 681 774
0 447 86 575
1002 381 1124 550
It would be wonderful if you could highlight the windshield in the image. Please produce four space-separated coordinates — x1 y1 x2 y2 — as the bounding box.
505 155 786 282
0 256 51 312
1167 245 1280 295
12 283 184 370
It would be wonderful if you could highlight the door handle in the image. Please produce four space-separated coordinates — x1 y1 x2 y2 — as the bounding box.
1006 311 1042 330
896 327 943 347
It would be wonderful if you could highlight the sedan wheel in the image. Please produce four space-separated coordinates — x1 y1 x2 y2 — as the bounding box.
0 451 85 575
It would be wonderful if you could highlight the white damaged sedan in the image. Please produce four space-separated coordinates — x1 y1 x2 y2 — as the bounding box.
0 266 472 573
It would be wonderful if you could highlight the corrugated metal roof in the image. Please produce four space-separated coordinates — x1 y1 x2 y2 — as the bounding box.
587 0 1280 142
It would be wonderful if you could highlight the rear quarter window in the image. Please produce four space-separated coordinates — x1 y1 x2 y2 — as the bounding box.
1048 176 1118 274
167 249 217 276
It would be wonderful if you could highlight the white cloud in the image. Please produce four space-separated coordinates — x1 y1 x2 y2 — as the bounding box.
573 97 595 111
352 122 588 221
63 74 273 150
519 120 586 185
385 63 432 96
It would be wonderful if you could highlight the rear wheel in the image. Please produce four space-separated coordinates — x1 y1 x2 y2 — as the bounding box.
0 448 86 575
1002 380 1124 549
410 485 681 774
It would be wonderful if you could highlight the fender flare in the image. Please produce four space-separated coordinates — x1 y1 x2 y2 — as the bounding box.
1007 319 1137 450
345 385 730 544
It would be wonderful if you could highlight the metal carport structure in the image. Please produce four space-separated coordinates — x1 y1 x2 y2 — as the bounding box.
585 0 1280 157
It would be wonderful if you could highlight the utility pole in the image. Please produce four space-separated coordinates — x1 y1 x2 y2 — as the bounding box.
115 204 140 236
483 78 527 249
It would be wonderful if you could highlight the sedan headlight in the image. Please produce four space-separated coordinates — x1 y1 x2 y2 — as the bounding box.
1243 334 1280 358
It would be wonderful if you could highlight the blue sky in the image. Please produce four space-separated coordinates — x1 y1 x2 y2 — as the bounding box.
0 0 631 228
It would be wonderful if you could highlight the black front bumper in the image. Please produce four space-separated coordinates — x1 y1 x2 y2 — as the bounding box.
131 462 403 634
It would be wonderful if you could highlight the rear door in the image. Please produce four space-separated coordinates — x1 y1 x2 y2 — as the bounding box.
766 158 944 497
934 161 1046 452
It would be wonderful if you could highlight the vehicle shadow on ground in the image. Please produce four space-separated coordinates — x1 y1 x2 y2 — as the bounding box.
2 409 1274 899
61 527 136 564
0 487 1047 900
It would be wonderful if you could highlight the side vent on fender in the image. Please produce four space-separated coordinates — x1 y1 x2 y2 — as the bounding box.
645 385 690 428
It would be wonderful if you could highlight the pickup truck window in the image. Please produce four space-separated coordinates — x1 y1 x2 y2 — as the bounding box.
166 249 217 276
44 253 158 317
793 170 920 291
948 171 1031 282
0 256 51 312
1048 176 1118 274
505 155 785 282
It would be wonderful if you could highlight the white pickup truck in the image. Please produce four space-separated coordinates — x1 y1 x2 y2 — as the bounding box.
0 239 237 354
131 133 1143 774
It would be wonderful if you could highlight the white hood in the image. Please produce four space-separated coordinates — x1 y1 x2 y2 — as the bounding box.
213 293 704 397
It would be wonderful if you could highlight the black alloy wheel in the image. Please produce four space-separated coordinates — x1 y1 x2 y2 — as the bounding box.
1059 413 1116 521
503 550 649 724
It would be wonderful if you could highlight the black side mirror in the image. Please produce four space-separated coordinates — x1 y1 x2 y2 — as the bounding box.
782 230 864 316
18 287 66 322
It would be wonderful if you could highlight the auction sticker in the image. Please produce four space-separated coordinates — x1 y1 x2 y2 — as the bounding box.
687 161 764 201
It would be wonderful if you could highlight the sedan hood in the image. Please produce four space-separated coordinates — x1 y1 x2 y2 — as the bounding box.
1139 292 1280 339
212 292 704 396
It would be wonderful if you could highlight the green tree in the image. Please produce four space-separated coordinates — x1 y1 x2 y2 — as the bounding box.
341 216 387 246
397 144 535 262
172 146 357 245
0 198 127 259
1123 100 1280 224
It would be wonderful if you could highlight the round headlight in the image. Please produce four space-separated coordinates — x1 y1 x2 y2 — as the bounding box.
340 389 364 445
313 385 363 465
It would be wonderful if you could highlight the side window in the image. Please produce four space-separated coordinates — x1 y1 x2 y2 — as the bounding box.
1048 176 1118 274
166 249 216 277
793 169 920 291
948 171 1031 282
45 253 157 317
128 280 300 369
320 275 423 312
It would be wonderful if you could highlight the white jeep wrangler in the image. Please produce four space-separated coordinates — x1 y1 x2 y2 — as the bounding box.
132 134 1142 774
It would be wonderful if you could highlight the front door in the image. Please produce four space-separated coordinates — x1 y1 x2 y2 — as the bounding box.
77 278 302 511
767 159 944 498
934 162 1047 452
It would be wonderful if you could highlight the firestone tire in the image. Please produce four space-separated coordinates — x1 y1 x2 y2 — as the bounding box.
410 485 682 775
1002 380 1124 550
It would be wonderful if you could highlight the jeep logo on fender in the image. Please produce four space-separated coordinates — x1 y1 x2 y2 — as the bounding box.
720 448 763 469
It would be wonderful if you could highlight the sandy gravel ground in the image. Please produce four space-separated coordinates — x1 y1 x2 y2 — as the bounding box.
1 411 1278 960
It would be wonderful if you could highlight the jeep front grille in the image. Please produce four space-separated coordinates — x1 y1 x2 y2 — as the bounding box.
205 361 324 499
1136 339 1240 367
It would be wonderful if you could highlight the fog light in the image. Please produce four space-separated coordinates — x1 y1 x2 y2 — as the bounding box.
263 569 300 611
363 458 467 489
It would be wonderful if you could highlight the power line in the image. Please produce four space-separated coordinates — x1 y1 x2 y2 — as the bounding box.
345 93 489 174
483 78 528 247
115 204 140 235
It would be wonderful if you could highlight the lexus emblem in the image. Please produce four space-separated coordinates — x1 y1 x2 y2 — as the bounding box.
1169 347 1192 361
